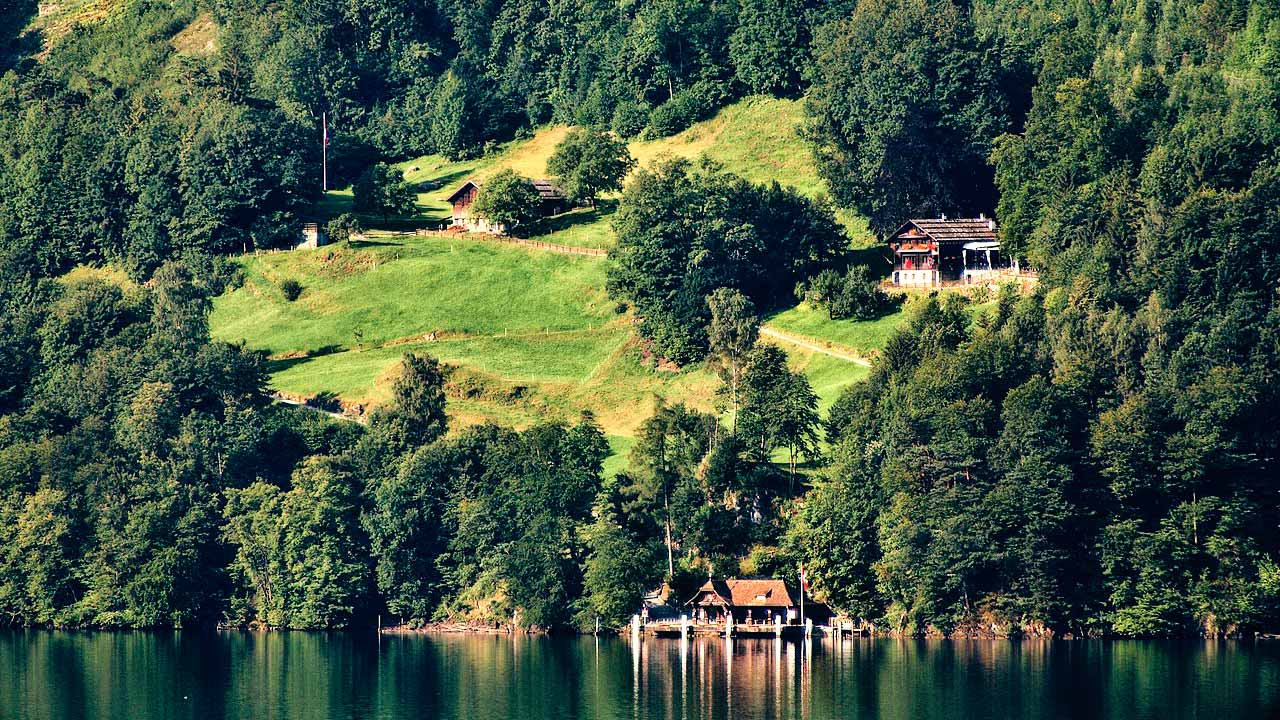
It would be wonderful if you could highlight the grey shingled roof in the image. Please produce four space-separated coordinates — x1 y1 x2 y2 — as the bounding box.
448 178 565 203
893 218 998 244
531 179 566 201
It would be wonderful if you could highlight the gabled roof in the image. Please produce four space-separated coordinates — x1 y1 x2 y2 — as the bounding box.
531 179 566 201
686 578 799 608
446 180 480 204
890 217 998 244
447 178 566 204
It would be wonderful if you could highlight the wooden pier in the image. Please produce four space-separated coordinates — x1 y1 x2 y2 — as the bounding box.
633 615 871 640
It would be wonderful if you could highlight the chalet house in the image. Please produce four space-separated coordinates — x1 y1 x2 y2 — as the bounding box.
447 178 570 234
888 215 1011 287
685 578 832 626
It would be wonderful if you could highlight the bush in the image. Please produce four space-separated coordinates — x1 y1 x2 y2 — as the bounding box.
802 266 901 320
470 168 541 230
611 101 650 138
280 279 303 302
644 81 728 138
353 163 416 221
326 213 363 247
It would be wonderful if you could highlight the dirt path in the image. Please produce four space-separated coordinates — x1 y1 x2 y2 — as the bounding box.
759 326 872 367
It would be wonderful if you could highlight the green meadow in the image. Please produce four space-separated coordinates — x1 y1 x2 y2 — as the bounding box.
765 303 908 359
318 96 870 250
210 96 904 447
209 232 891 441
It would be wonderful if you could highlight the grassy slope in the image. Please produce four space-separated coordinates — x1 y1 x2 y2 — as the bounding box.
211 235 721 437
210 234 879 442
213 235 613 354
213 97 898 454
765 303 908 358
318 96 871 249
19 0 130 53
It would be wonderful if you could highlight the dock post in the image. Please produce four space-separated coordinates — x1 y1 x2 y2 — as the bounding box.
725 612 734 638
774 615 782 639
681 614 689 638
805 618 813 639
631 614 641 641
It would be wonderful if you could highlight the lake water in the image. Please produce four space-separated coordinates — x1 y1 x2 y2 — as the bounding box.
0 631 1277 720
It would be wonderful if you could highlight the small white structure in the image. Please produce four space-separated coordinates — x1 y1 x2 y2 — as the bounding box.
296 222 328 249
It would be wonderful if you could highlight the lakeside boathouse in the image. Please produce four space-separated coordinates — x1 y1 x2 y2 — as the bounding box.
888 215 1016 287
685 578 833 626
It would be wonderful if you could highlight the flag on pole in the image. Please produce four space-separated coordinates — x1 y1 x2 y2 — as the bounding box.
800 565 809 591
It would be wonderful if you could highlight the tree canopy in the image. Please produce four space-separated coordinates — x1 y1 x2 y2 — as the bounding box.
470 170 542 229
547 128 635 207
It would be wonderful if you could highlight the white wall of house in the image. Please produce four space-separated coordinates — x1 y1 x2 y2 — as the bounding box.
894 269 938 287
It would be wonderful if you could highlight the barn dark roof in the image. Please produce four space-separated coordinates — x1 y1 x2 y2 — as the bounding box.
447 178 566 204
531 179 567 201
891 217 999 244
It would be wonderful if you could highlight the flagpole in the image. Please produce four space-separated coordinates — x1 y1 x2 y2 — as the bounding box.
800 566 806 626
322 112 328 192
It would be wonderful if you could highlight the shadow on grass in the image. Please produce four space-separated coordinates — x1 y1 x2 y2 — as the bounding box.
522 200 618 238
413 168 471 192
850 245 893 279
1 2 39 71
307 391 344 412
266 344 347 374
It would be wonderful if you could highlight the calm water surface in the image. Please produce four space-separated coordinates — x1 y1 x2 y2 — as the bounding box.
0 631 1277 720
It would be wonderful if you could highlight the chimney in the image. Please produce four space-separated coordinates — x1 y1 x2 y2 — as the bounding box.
979 212 985 220
988 218 997 231
940 213 947 221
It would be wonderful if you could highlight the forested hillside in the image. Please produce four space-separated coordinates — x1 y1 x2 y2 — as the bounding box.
0 0 1277 635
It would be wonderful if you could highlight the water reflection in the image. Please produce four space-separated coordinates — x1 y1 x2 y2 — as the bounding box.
0 631 1277 720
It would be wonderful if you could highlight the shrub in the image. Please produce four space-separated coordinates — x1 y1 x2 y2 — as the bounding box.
353 163 416 221
326 213 363 247
280 279 303 302
644 81 728 138
470 169 541 230
611 101 650 138
802 265 901 320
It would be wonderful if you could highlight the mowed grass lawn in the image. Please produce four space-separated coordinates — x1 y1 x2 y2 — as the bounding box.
212 234 614 355
267 326 632 400
210 234 722 436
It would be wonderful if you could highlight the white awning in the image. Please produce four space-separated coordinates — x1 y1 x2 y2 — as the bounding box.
963 241 1001 251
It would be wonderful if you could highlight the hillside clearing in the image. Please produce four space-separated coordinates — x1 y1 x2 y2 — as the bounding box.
210 232 892 440
318 96 871 250
212 234 613 356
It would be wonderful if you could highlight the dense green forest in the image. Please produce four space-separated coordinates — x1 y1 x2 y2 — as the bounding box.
0 0 1277 635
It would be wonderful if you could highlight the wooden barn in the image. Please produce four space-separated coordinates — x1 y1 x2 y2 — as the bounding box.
888 215 1011 287
447 178 570 234
685 578 832 626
